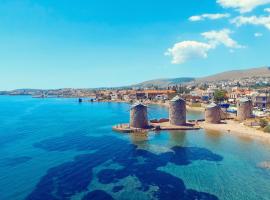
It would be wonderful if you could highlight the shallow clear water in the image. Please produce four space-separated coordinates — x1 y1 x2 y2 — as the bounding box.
0 96 270 200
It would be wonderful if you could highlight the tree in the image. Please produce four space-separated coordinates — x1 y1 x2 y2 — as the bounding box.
214 90 227 102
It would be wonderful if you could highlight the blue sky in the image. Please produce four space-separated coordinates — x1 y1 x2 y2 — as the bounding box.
0 0 270 90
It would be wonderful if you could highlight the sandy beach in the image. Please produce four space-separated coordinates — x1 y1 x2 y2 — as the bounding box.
199 120 270 143
186 105 205 112
147 101 206 112
99 99 206 112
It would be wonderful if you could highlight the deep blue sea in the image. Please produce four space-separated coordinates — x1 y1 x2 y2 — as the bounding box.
1 96 270 200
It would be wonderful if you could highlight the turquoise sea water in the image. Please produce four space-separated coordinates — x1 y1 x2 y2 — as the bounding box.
0 96 270 200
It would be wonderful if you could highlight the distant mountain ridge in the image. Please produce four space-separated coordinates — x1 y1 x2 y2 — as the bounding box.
2 66 270 91
195 66 270 83
132 77 195 88
133 66 270 88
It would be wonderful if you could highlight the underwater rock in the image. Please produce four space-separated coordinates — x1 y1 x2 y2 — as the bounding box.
27 134 222 200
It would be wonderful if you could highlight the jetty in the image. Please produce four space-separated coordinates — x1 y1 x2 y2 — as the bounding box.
113 96 201 133
113 121 200 133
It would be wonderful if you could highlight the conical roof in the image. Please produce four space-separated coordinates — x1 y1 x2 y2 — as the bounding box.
130 102 147 109
170 95 185 102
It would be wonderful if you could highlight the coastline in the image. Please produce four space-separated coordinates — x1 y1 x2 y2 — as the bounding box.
128 100 270 144
98 99 270 144
109 99 206 112
9 96 269 144
199 120 270 144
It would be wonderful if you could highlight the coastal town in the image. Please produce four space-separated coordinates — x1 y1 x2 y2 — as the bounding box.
2 74 270 138
2 74 270 112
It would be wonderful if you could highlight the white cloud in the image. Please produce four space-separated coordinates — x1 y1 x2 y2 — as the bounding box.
217 0 270 13
265 8 270 12
189 13 230 21
201 29 244 48
231 15 270 30
189 16 202 21
165 41 212 64
254 32 263 37
165 29 243 64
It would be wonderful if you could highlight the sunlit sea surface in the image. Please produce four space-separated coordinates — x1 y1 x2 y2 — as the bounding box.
0 96 270 200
